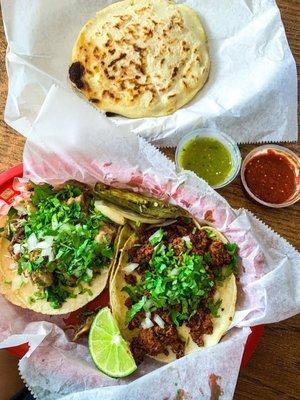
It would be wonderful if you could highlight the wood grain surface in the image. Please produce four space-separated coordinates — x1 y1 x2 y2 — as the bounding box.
0 2 299 400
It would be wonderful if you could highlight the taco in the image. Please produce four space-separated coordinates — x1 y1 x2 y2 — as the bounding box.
0 182 125 315
93 183 187 285
110 217 237 363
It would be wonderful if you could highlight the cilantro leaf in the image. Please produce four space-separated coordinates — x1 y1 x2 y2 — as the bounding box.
7 207 18 218
225 243 237 255
122 286 139 303
207 299 222 317
206 229 216 238
203 252 212 264
170 310 181 326
126 296 147 323
31 183 54 206
148 228 165 246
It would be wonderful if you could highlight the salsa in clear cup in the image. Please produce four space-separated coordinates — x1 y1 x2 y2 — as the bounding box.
175 129 241 189
241 145 300 208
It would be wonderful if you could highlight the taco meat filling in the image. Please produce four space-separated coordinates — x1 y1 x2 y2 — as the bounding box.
1 183 117 309
122 218 238 364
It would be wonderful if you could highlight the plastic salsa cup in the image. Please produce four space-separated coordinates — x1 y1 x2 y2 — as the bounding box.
241 145 300 208
175 128 241 189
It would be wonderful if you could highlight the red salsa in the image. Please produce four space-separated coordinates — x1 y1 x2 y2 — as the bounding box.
244 149 298 204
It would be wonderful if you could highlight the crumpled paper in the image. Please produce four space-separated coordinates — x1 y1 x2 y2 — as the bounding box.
1 0 298 146
0 85 299 400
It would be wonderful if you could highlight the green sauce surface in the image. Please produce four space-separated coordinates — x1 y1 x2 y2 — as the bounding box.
179 137 233 187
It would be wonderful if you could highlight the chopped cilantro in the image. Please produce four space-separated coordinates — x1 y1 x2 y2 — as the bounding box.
7 207 17 218
122 286 139 303
125 296 147 323
206 229 216 238
28 290 47 305
127 249 215 325
228 255 238 275
28 296 36 305
12 183 115 309
170 310 181 327
213 254 238 284
203 252 212 263
148 228 165 246
225 243 238 255
126 230 238 325
30 183 53 206
207 299 222 317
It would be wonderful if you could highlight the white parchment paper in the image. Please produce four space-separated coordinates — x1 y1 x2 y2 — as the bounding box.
0 86 299 400
1 0 298 146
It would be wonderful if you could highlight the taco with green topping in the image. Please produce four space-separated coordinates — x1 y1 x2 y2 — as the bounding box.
0 182 123 314
110 217 238 364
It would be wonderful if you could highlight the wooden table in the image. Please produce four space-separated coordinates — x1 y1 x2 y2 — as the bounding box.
0 2 299 399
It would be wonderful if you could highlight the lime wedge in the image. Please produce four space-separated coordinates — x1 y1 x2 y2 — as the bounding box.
89 307 137 378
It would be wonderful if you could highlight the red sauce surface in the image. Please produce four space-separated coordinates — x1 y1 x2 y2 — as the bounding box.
244 150 298 204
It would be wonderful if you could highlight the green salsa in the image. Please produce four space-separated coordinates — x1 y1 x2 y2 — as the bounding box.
178 137 233 187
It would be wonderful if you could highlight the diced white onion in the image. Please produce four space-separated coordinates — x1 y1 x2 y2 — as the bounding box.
36 241 46 249
44 236 54 245
73 268 82 278
60 223 71 231
182 235 191 243
144 299 153 311
154 243 166 253
141 317 154 329
14 203 28 216
32 236 54 261
40 247 48 257
123 263 139 275
86 268 93 278
27 233 38 252
13 243 21 255
145 311 151 319
153 314 165 329
41 247 54 262
49 249 54 262
11 275 27 291
36 241 49 250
